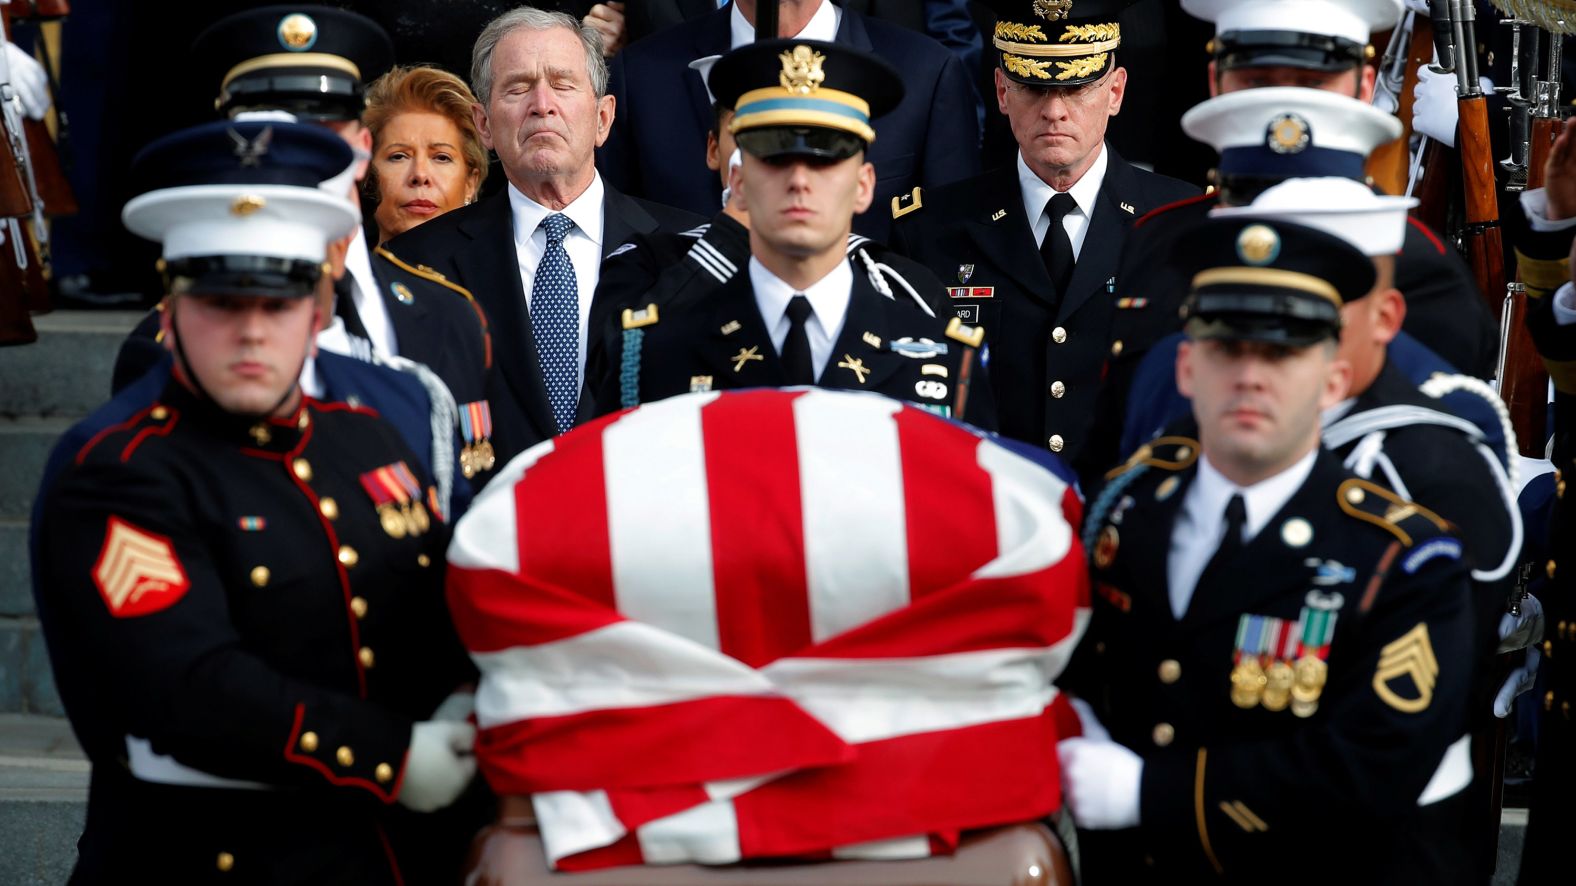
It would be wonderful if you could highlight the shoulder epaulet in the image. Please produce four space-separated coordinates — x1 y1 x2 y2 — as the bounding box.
891 186 923 220
1336 479 1451 546
622 304 660 330
944 315 984 348
1103 435 1199 481
374 247 475 303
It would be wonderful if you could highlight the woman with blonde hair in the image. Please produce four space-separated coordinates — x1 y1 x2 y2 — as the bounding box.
364 65 487 244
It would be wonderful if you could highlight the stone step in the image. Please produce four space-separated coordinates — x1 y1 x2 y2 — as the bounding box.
0 417 70 521
0 310 143 418
0 519 31 618
0 714 87 885
0 617 62 715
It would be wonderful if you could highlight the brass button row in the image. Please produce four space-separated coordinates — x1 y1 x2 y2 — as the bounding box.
1047 434 1064 453
1051 326 1067 344
1152 722 1174 747
1158 659 1181 684
1049 380 1066 399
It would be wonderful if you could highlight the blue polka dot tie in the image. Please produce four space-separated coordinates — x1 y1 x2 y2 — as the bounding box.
532 213 579 435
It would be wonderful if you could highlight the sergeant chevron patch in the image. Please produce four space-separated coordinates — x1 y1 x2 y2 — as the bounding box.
1373 623 1438 713
92 517 191 618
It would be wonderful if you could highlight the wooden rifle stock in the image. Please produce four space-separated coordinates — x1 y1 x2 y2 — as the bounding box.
1370 24 1435 195
7 1 70 20
2 5 74 217
1457 92 1507 313
1500 116 1562 457
0 121 29 217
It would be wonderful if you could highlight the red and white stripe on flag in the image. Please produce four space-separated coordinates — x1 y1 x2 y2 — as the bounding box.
447 389 1090 869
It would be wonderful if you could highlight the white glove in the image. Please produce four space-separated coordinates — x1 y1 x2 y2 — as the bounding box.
1403 0 1430 14
430 689 476 723
1494 645 1541 718
1057 737 1143 830
1497 594 1545 654
398 720 478 812
3 41 49 120
1069 696 1111 742
1413 65 1459 147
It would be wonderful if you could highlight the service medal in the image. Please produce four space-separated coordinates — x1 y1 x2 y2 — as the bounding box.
1262 661 1295 711
379 504 407 539
409 501 431 534
1231 659 1266 708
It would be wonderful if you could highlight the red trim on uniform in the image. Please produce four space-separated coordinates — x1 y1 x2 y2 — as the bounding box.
282 702 399 803
308 396 383 419
1134 192 1214 229
75 405 158 466
239 447 288 461
280 414 370 697
1406 216 1447 254
469 300 494 369
376 825 407 886
120 413 181 463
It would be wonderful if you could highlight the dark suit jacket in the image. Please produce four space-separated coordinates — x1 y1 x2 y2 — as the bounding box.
626 0 926 43
599 4 980 241
382 182 701 474
889 149 1196 481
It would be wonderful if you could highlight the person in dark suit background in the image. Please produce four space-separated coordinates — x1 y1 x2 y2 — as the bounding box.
890 0 1196 484
598 0 981 241
384 6 700 477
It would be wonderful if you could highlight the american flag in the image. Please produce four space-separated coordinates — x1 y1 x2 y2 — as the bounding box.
447 389 1090 870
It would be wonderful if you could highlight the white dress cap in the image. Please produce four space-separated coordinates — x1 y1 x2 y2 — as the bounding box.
122 183 359 263
1182 0 1402 44
1210 177 1418 255
1183 86 1402 160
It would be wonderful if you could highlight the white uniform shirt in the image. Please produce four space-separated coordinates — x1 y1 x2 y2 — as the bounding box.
749 256 853 381
1018 144 1108 260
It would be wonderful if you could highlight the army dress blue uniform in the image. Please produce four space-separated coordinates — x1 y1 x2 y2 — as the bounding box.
1066 435 1476 884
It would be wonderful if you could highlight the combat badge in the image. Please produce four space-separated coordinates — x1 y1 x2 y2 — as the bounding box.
92 517 192 618
888 337 949 359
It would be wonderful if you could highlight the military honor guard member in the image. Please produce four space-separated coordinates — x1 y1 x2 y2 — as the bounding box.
590 39 995 427
1058 214 1476 884
888 0 1195 474
31 122 481 883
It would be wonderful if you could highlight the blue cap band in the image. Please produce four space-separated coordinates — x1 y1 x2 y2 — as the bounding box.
1218 145 1367 180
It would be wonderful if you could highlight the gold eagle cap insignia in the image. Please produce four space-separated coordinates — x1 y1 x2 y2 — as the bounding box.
1034 0 1075 21
779 45 827 95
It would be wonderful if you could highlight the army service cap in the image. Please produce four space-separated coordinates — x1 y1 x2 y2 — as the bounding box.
1183 87 1402 180
123 121 359 298
196 5 394 121
1184 0 1400 70
985 0 1133 87
711 39 904 160
1172 217 1375 346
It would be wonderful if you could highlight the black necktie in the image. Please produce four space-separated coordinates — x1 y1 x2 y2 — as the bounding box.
781 295 815 385
334 274 372 352
1040 192 1078 299
1201 494 1248 583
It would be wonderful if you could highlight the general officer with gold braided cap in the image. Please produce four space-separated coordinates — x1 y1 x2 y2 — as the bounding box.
593 39 995 428
889 0 1194 474
1056 214 1475 884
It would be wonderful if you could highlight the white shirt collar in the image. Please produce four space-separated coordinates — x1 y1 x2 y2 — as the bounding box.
507 173 606 251
749 256 853 376
1016 144 1109 228
730 0 840 48
1191 448 1319 544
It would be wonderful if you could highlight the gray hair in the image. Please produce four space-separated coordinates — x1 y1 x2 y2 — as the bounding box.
470 7 609 106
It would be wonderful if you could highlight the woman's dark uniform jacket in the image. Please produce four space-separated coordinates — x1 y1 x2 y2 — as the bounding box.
31 382 480 883
1063 436 1475 884
887 150 1197 481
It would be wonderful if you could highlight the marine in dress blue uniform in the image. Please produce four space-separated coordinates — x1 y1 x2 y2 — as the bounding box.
31 124 483 884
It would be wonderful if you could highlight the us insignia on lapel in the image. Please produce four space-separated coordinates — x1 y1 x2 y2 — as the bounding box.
991 208 1007 221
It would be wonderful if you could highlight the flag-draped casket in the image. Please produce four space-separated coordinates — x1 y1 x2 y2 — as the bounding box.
446 389 1090 870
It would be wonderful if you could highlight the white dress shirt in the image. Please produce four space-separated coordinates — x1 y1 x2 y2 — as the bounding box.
343 227 397 357
1166 449 1318 618
508 175 606 390
749 256 853 381
1018 145 1108 260
730 0 840 47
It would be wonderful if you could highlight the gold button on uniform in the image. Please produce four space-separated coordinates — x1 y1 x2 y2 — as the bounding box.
1158 660 1181 684
1152 723 1175 747
1051 326 1068 344
1050 381 1066 399
337 746 355 767
338 545 359 568
417 553 431 568
1544 640 1554 659
150 406 169 421
292 458 313 482
1048 435 1064 453
1547 560 1557 580
350 597 368 619
359 647 375 668
319 497 339 520
249 566 270 588
299 731 319 752
375 763 394 783
217 851 234 872
1546 691 1555 712
1110 340 1124 357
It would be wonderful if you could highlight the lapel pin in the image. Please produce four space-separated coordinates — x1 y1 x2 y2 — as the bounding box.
1120 202 1135 214
990 209 1007 222
731 345 764 373
689 375 714 393
862 331 882 349
837 354 870 384
958 263 975 285
720 320 742 336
